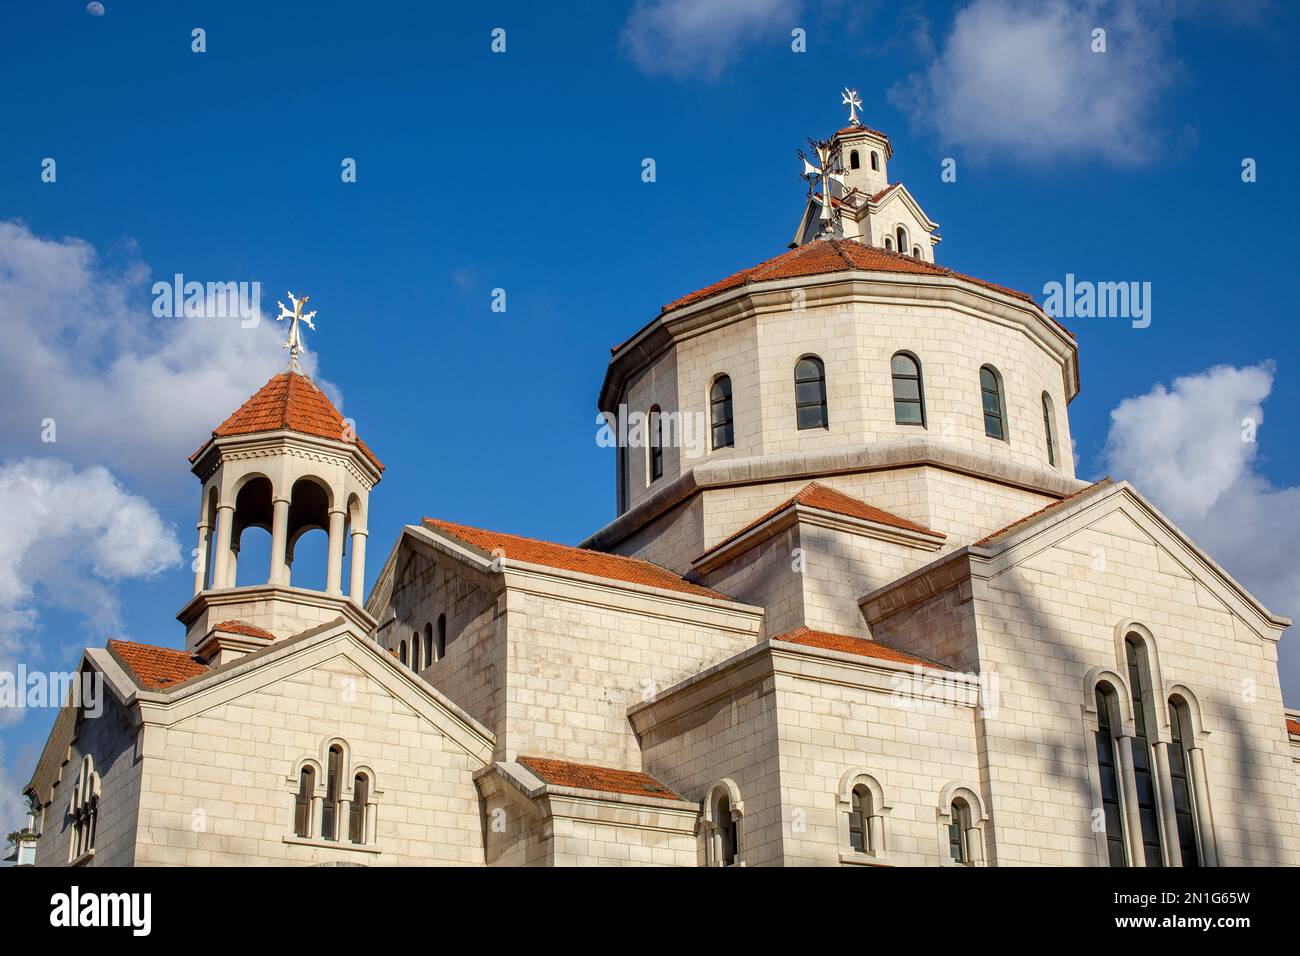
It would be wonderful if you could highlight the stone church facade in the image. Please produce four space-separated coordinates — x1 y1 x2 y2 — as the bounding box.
23 116 1300 867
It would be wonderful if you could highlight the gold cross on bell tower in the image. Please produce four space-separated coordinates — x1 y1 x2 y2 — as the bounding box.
276 292 317 369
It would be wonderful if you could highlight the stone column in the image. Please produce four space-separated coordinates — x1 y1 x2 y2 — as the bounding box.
1117 735 1147 866
965 826 984 866
211 503 235 589
867 815 885 856
1188 747 1218 866
1153 742 1181 866
337 797 352 842
311 795 323 840
325 509 346 596
364 801 377 845
269 497 290 586
349 528 368 602
193 520 211 595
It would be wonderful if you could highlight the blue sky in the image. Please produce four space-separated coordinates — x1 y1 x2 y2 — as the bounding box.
1 1 1298 827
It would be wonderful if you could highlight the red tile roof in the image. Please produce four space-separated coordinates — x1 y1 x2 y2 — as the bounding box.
974 479 1112 547
423 518 728 600
1287 717 1300 737
190 371 382 470
107 639 209 690
697 481 943 563
518 756 681 800
212 620 275 640
835 124 891 143
660 239 1042 317
772 626 951 670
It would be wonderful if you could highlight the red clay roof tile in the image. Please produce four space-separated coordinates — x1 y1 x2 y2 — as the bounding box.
772 626 951 670
697 481 942 563
974 479 1112 547
1287 717 1300 737
212 620 275 640
423 518 728 600
518 756 681 800
189 371 382 470
107 639 209 690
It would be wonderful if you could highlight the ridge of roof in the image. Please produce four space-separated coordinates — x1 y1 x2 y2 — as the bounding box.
974 478 1113 547
696 480 943 563
517 755 681 800
422 517 729 601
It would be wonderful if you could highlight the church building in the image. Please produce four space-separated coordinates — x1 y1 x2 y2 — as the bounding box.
22 96 1300 867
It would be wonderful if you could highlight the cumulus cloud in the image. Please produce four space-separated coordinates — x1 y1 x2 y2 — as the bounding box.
1102 363 1300 700
889 0 1182 165
620 0 801 81
0 744 30 847
0 221 336 495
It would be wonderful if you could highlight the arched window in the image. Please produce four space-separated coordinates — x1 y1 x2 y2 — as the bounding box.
648 405 663 482
848 785 871 852
710 375 734 450
410 630 420 671
348 773 369 845
849 149 860 170
1167 698 1201 867
794 356 828 430
293 765 314 839
912 245 922 259
1125 638 1165 866
321 745 342 841
436 613 447 660
891 352 925 426
896 225 908 253
1094 683 1128 866
979 365 1007 440
69 755 100 861
884 236 893 251
704 780 743 866
1042 392 1057 466
870 151 879 171
947 798 972 864
717 795 738 866
398 640 408 666
422 623 433 668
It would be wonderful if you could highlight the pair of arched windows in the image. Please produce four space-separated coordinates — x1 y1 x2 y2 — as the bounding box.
846 150 881 172
1092 635 1212 867
293 743 377 846
398 614 446 670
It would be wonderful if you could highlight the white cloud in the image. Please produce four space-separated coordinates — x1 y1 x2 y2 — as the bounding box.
1102 363 1300 701
620 0 801 81
888 0 1181 165
0 221 337 495
0 458 180 727
0 744 30 847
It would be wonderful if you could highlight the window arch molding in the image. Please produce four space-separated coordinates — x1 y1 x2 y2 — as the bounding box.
890 350 926 426
1165 686 1218 866
347 764 384 846
708 373 735 451
701 778 745 867
1112 621 1170 740
1081 665 1137 735
1164 683 1210 740
285 742 383 852
835 768 892 863
793 354 828 430
935 783 987 866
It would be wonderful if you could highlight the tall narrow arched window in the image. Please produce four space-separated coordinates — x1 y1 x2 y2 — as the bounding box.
69 756 100 861
410 631 421 671
848 785 871 853
912 245 922 259
1125 638 1165 866
896 225 908 253
1042 392 1057 466
648 405 663 482
891 352 925 426
947 799 972 864
321 745 342 841
348 773 369 844
1094 684 1128 866
436 613 447 660
850 149 860 170
422 623 433 667
710 375 734 450
293 766 315 838
1167 699 1201 867
979 365 1007 440
794 356 828 430
870 151 879 171
717 795 738 866
884 236 893 251
398 640 408 666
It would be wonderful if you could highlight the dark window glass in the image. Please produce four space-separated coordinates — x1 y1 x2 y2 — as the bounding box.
948 801 968 863
980 366 1006 440
349 774 368 844
294 766 314 838
718 796 738 865
891 353 925 425
1168 702 1200 867
848 788 866 852
398 641 407 666
1126 640 1165 866
710 376 734 450
794 358 828 430
1094 686 1128 866
870 152 879 171
896 226 907 252
423 624 433 667
436 614 447 660
850 150 860 170
648 406 663 481
410 631 420 671
1042 393 1057 466
322 746 341 841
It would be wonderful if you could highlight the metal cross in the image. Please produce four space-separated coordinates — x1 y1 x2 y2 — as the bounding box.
276 292 317 367
842 87 863 127
797 137 846 238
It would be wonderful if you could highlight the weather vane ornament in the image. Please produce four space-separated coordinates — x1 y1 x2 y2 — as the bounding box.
276 291 317 370
842 87 862 127
798 137 846 239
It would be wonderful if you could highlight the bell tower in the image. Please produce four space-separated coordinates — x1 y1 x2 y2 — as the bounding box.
177 295 384 659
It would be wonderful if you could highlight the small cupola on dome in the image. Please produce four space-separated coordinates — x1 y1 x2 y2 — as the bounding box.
179 293 383 649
